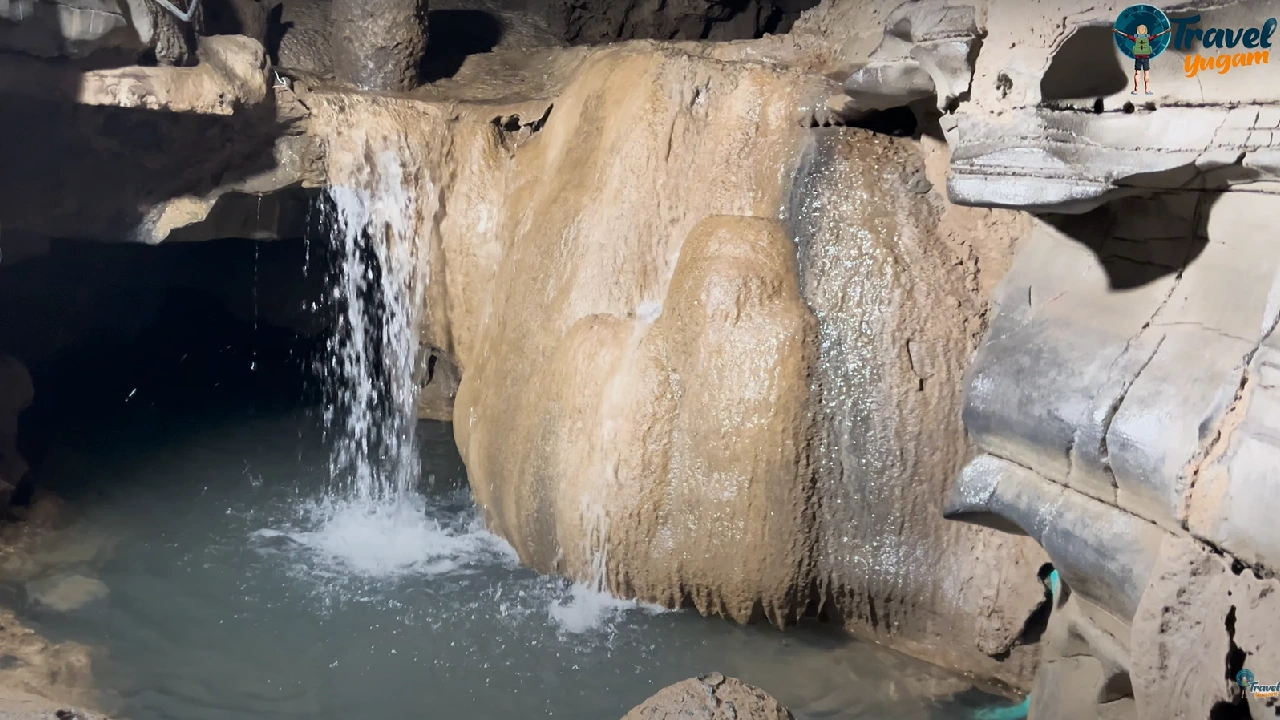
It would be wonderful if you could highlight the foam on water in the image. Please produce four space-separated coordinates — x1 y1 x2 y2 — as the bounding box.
548 583 665 635
253 496 517 579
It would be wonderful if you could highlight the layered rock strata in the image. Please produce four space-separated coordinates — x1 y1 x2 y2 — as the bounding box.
874 0 1280 717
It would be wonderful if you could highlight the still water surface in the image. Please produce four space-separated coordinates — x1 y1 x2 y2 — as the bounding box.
12 407 1009 720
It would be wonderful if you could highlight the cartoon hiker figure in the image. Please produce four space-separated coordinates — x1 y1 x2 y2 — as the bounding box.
1114 23 1171 94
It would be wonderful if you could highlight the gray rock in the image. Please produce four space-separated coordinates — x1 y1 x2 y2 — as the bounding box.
842 1 978 112
947 106 1280 212
329 0 428 91
25 574 109 612
954 190 1280 552
0 0 142 59
0 0 201 66
944 454 1166 622
1186 326 1280 572
842 60 937 110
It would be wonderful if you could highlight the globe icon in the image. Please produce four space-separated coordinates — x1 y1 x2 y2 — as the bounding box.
1237 669 1255 688
1114 4 1173 59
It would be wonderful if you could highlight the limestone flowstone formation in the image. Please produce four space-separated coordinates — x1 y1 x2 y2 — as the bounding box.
298 37 1046 687
3 0 1280 717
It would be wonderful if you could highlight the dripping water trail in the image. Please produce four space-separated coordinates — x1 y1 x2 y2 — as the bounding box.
252 195 261 374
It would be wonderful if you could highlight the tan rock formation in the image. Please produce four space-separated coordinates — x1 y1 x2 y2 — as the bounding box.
303 38 1044 683
0 0 1046 690
0 607 98 714
621 673 795 720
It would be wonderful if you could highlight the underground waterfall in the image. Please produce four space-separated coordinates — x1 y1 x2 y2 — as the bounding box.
14 0 1275 717
0 123 1017 718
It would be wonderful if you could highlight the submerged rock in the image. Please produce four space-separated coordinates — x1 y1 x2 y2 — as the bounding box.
25 574 109 613
621 674 794 720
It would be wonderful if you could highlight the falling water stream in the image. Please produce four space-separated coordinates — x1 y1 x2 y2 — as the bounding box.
1 149 1012 720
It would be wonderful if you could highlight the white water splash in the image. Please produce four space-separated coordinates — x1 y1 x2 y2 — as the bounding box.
548 580 665 635
546 494 667 634
253 495 517 578
285 143 449 576
273 138 660 636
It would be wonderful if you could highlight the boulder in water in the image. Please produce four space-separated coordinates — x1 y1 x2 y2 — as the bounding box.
621 673 794 720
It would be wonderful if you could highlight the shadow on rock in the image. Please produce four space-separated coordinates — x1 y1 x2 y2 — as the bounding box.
1039 188 1224 291
419 9 505 83
0 86 292 243
1040 25 1130 101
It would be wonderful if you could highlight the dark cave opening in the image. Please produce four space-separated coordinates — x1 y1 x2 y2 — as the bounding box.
0 236 331 501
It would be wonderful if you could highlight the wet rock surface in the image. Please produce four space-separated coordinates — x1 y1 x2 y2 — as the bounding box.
24 574 109 613
301 34 1042 685
621 673 795 720
0 606 99 719
0 34 321 245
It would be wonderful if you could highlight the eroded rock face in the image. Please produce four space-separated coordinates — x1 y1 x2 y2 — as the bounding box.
0 607 98 715
914 0 1280 716
0 34 322 245
621 674 795 720
1130 536 1280 720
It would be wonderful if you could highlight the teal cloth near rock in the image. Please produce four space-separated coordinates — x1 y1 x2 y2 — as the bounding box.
973 695 1031 720
970 570 1059 720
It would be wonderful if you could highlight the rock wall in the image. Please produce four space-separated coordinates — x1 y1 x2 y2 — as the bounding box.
811 0 1280 716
